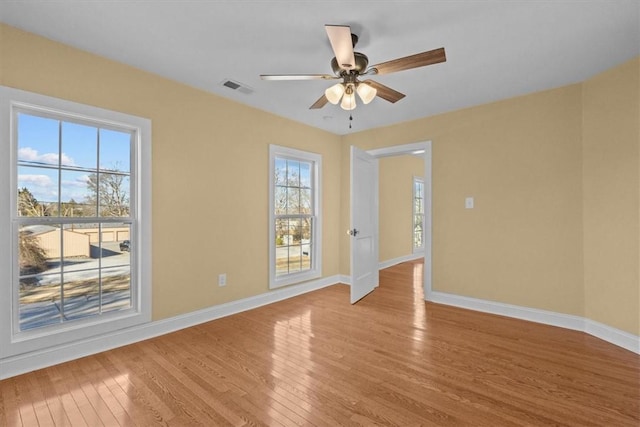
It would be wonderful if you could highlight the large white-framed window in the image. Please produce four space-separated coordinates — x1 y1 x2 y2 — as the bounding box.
269 145 322 289
0 86 151 359
413 177 425 252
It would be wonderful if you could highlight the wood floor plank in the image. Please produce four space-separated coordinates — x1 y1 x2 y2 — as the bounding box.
1 260 638 426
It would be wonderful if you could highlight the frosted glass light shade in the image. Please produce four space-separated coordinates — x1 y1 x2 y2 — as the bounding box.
324 83 345 104
357 83 377 104
340 90 356 110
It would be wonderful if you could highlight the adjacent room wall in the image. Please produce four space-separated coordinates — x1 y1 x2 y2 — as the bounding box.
0 23 343 321
582 57 640 335
378 155 424 263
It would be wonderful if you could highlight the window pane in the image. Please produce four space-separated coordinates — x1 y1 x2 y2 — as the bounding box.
63 269 100 321
275 217 290 276
275 219 288 247
61 121 97 169
301 219 311 241
287 187 300 214
99 223 131 262
288 246 302 273
97 173 130 217
289 218 302 243
413 179 424 249
274 158 287 186
17 166 58 216
414 216 423 232
17 113 60 167
300 189 312 214
275 186 287 214
100 128 131 173
60 170 94 216
301 243 311 270
102 266 131 313
300 162 311 188
18 224 63 330
286 160 300 187
19 275 62 331
274 217 312 277
19 224 60 276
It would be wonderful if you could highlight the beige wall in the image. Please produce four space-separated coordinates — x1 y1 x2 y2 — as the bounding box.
0 24 342 320
342 58 639 335
2 23 638 336
582 58 640 334
343 85 586 317
379 155 424 262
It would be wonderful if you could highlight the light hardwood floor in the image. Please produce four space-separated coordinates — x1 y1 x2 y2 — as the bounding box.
1 260 638 426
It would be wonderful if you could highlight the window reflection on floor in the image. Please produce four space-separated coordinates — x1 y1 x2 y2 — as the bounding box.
412 261 426 346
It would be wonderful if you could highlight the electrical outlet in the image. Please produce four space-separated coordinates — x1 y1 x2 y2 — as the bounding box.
465 197 474 209
218 273 227 287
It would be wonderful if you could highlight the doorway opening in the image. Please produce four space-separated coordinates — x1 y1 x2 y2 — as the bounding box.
351 141 432 301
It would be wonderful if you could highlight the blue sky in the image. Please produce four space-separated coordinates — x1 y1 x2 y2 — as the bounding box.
17 113 131 203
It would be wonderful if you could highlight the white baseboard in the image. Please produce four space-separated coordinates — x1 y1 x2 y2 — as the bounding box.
429 291 639 354
0 275 341 380
583 318 640 354
379 253 424 270
338 274 351 285
337 254 425 287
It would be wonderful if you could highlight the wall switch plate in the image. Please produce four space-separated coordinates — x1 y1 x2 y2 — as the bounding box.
465 197 474 209
218 273 227 287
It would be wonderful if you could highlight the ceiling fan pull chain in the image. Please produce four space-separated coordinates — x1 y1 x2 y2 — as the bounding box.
349 113 353 129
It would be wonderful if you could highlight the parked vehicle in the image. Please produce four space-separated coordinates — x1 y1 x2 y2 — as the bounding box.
120 240 130 252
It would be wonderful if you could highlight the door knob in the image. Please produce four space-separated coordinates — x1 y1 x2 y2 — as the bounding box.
348 229 359 236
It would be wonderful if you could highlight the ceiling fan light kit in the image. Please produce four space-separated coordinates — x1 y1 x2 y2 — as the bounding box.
340 85 357 111
356 82 377 105
325 81 377 110
325 83 345 104
260 24 446 113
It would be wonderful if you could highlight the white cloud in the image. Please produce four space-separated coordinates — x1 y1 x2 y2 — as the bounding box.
76 174 90 184
18 174 57 201
18 174 54 187
61 174 90 189
18 147 75 166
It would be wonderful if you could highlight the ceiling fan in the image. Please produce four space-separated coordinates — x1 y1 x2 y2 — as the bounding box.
260 24 446 111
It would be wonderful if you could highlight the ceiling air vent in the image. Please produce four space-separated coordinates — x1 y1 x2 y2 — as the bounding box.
220 79 254 95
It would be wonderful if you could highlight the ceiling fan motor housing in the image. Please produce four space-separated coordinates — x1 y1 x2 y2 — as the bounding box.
331 52 369 75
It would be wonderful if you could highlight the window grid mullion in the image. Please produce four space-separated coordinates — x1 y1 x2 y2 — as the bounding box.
13 108 135 332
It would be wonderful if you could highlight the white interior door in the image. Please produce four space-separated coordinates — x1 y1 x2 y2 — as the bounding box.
350 146 379 304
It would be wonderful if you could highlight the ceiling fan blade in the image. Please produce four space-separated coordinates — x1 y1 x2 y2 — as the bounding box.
261 74 338 81
361 80 406 103
370 47 446 75
325 25 356 70
309 94 329 109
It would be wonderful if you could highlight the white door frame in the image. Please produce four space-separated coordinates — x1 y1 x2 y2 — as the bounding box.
364 141 433 300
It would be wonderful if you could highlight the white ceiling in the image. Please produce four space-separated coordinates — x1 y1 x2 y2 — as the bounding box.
1 1 638 135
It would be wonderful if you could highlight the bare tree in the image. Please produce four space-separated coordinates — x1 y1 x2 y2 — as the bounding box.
273 162 312 246
19 229 48 275
85 172 129 217
18 187 53 217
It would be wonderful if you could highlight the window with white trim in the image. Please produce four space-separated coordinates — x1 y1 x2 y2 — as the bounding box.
413 177 425 252
0 87 151 358
269 145 322 289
